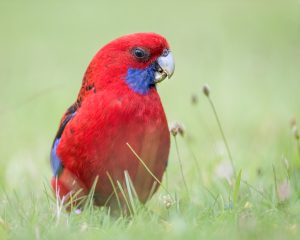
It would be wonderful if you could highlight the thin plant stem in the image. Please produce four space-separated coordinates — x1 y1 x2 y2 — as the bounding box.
185 138 201 179
165 167 169 191
296 139 300 162
207 96 237 179
106 172 123 216
126 143 172 197
241 180 270 203
272 165 279 204
174 136 190 198
116 180 133 216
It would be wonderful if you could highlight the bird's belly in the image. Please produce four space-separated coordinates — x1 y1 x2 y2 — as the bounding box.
80 122 169 203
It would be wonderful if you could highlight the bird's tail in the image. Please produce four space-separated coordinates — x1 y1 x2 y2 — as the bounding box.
51 169 88 210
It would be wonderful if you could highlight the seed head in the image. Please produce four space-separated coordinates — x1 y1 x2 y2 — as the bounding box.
160 194 175 209
290 117 297 128
169 122 185 137
202 84 210 97
289 117 299 139
191 94 198 105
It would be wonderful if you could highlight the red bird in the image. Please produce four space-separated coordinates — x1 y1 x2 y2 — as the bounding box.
51 33 175 207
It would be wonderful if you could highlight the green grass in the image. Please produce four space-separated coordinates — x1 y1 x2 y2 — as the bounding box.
1 0 300 239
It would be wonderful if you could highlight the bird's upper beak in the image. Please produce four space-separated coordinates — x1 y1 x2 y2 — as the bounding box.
154 49 175 83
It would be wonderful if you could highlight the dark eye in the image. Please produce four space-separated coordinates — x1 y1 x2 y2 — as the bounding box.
132 47 150 61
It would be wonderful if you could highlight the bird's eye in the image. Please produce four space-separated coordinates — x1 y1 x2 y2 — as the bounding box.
134 48 145 58
132 47 150 61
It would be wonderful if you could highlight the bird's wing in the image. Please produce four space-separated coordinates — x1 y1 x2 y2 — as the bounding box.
50 103 78 176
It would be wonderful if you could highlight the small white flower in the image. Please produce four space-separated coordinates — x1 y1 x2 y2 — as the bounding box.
214 141 226 157
215 161 233 184
74 209 82 215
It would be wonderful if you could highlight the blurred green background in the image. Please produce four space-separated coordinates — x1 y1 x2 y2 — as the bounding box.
1 0 299 189
0 0 300 238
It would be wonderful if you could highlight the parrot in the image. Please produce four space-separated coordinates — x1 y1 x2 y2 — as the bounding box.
50 32 175 208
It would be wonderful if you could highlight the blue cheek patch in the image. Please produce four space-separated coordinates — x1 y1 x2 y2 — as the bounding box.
125 63 156 95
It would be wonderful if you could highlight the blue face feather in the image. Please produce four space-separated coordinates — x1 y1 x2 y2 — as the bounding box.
125 63 156 95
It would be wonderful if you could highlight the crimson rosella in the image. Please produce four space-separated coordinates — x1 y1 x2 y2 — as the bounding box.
50 32 175 207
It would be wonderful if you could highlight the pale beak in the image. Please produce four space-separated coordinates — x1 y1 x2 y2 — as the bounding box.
154 50 175 83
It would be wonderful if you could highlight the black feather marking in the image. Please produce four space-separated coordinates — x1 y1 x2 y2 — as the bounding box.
50 102 79 176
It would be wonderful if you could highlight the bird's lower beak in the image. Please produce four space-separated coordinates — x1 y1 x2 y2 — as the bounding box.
154 50 175 83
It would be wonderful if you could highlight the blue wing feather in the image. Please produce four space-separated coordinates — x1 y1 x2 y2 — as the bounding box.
51 138 63 176
50 110 76 176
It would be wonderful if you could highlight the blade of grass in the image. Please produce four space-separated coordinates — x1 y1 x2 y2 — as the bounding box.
126 142 172 198
83 176 98 211
241 180 272 205
116 180 133 216
65 189 86 211
147 181 158 202
106 172 123 216
124 170 138 199
272 165 279 204
233 169 242 206
124 171 137 214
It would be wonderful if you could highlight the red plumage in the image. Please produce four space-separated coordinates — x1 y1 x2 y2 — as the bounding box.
51 33 173 207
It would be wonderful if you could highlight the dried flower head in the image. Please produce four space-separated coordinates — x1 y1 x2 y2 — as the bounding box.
191 94 198 105
277 180 292 202
290 117 299 140
169 122 185 137
290 117 297 128
160 194 175 209
256 168 263 177
202 84 210 97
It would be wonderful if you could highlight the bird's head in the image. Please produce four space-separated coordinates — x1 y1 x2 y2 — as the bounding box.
83 33 175 95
